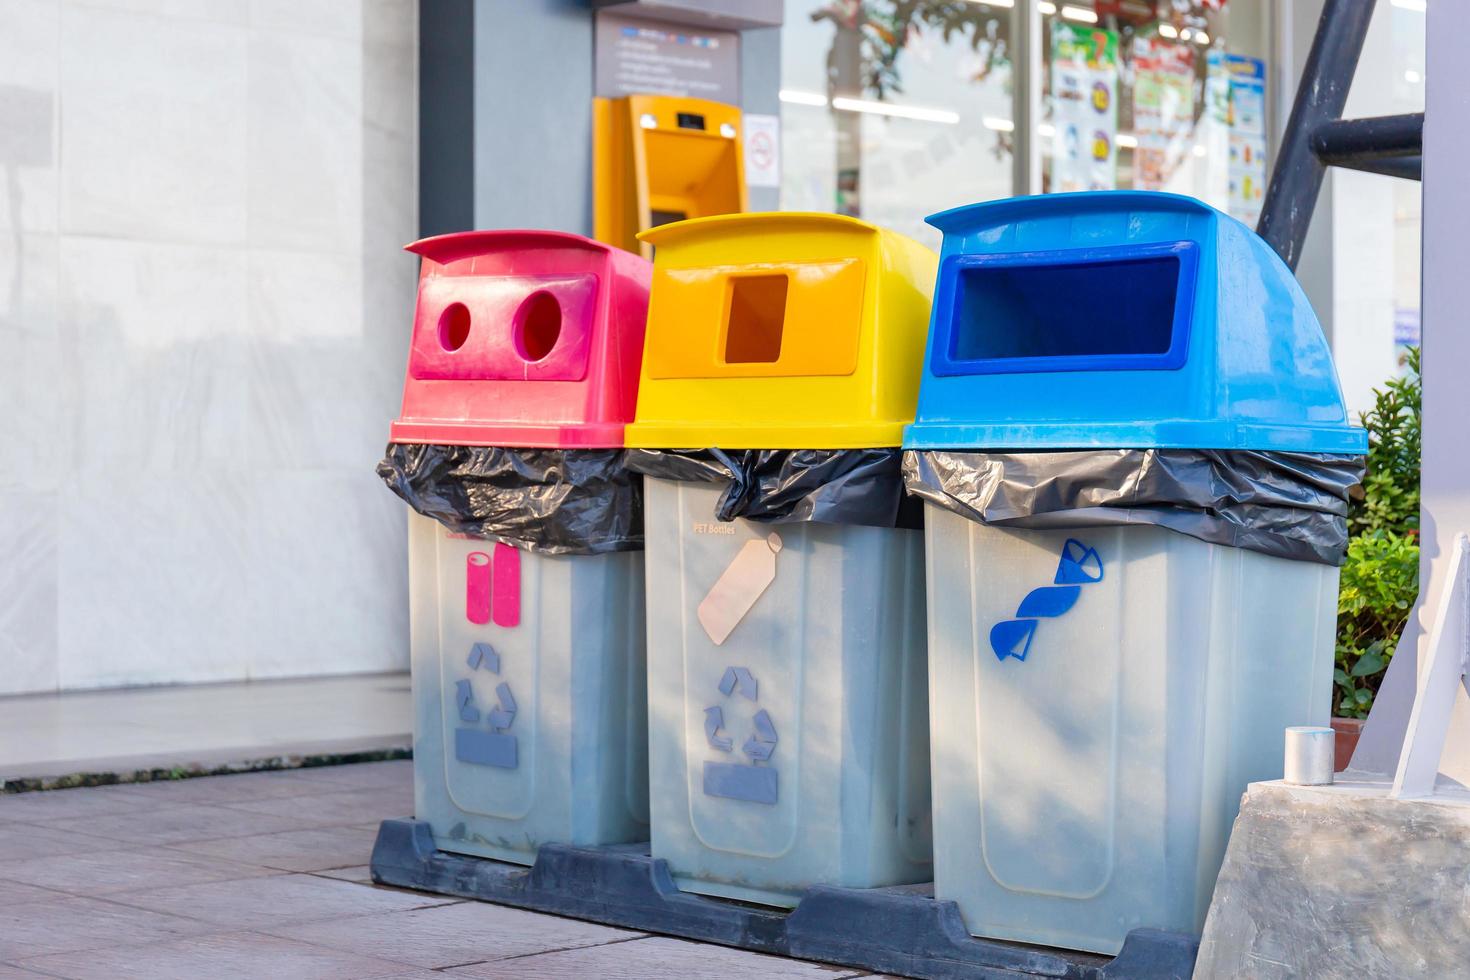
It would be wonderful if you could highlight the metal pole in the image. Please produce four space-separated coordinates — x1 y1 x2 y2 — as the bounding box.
1011 0 1043 197
1255 0 1376 270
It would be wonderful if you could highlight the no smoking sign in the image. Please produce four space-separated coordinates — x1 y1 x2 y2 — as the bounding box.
743 114 781 189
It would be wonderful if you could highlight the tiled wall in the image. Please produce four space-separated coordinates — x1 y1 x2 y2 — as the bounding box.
0 0 418 693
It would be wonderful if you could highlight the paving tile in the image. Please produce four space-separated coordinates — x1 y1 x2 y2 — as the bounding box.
311 863 373 884
19 930 415 980
296 870 453 901
0 845 275 896
0 775 902 978
43 802 318 845
218 786 414 828
0 879 68 907
115 871 456 930
301 760 412 791
445 935 870 979
266 898 642 969
169 824 380 873
0 894 210 961
0 787 152 823
0 823 127 861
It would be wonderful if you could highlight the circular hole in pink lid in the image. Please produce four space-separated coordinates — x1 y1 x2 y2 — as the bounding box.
515 291 562 362
438 302 471 352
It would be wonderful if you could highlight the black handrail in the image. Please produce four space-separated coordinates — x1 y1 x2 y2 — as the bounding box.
1256 0 1423 271
1312 113 1423 180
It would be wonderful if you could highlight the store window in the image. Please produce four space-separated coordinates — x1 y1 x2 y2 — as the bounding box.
1039 1 1271 225
779 1 1273 246
780 1 1014 247
1302 0 1424 417
1358 0 1424 371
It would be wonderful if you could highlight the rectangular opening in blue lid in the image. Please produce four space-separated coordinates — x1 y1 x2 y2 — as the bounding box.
932 241 1197 376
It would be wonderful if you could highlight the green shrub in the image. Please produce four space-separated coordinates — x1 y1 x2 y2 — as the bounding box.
1349 346 1420 537
1335 347 1420 718
1334 529 1418 718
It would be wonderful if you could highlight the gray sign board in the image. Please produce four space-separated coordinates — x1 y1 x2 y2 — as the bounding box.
594 12 740 103
593 0 782 31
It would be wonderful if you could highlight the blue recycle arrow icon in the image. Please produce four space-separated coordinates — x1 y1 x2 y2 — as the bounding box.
742 709 778 762
488 682 516 731
706 667 777 760
455 679 480 723
461 642 515 730
466 642 500 673
719 666 758 701
705 706 733 751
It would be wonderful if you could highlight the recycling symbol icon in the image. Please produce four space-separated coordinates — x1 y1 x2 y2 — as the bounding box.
452 641 520 769
701 666 779 805
990 539 1104 663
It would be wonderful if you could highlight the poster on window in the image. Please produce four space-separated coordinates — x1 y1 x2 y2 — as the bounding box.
1224 55 1268 227
1200 52 1267 225
1050 23 1119 193
1200 50 1233 209
1133 37 1195 191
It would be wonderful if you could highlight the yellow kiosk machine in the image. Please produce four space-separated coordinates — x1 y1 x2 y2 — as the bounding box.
594 94 748 259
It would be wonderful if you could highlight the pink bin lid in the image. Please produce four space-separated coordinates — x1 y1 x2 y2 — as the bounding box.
390 230 652 448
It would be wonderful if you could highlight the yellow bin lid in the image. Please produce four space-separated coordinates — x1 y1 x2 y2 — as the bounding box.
624 212 937 449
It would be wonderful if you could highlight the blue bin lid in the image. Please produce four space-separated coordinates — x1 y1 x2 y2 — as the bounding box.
902 191 1367 454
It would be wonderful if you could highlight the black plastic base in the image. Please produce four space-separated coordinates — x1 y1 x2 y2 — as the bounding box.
370 819 1199 979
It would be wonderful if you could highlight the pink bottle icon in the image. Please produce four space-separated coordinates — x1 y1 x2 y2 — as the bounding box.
465 544 521 628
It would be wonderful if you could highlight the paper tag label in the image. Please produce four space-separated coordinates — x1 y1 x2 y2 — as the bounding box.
697 533 782 645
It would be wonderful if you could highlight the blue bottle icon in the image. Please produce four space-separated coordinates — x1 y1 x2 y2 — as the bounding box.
990 539 1103 662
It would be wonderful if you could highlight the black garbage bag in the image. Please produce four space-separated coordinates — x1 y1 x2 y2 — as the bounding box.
902 448 1364 566
623 447 922 530
377 443 642 555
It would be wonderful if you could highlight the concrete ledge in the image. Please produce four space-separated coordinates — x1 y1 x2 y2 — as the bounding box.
371 818 1199 979
0 672 412 791
1197 778 1470 978
1 737 412 793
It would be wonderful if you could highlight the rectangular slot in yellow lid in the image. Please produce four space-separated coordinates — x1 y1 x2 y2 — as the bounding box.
724 274 786 363
645 258 866 380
